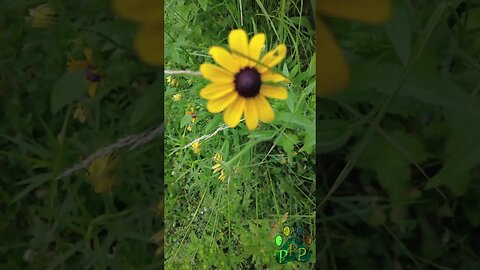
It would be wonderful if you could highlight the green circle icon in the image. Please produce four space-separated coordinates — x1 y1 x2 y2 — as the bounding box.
275 235 283 246
283 226 291 236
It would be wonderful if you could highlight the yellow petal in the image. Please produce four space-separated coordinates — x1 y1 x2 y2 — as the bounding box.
93 175 116 193
317 19 349 97
67 60 89 71
257 44 287 73
255 95 275 123
206 91 238 113
199 83 235 100
209 46 240 73
260 85 288 100
88 155 116 177
135 23 163 66
112 0 163 24
223 97 245 128
88 82 97 98
244 98 259 130
84 48 93 62
261 71 289 83
31 18 53 28
200 63 234 83
318 0 392 24
248 33 266 66
228 29 249 67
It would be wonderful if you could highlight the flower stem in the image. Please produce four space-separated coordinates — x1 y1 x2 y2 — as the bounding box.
164 70 201 76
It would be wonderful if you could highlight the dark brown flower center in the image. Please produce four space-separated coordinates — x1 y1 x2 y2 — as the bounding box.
85 65 101 82
234 67 261 98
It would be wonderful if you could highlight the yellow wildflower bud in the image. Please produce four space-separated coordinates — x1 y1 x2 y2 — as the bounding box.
27 3 56 28
191 141 201 154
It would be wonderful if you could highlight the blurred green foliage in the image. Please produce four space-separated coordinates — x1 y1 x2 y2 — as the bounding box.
1 0 162 268
318 0 480 269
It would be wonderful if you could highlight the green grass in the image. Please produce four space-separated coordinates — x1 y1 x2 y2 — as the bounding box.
164 0 315 269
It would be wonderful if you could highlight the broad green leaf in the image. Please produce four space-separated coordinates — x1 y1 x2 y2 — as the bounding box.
285 88 295 112
248 130 275 140
341 62 480 119
355 130 428 204
129 77 163 127
180 114 192 128
204 114 222 133
317 120 351 154
50 71 88 114
277 133 299 161
425 108 480 196
275 111 314 133
385 0 412 65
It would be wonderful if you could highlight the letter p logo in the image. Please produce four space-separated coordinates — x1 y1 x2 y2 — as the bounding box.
277 250 288 263
297 247 307 261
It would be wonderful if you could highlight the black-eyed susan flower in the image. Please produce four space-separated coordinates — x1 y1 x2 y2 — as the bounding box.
87 154 117 193
172 93 182 102
26 3 57 28
317 0 391 97
73 103 89 123
167 75 180 87
199 29 289 131
191 141 201 154
212 153 226 181
67 48 102 98
186 107 197 123
112 0 163 66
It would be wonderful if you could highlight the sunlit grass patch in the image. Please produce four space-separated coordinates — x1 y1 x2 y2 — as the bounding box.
164 0 316 268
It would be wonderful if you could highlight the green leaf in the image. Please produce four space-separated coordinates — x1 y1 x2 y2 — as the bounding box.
285 88 295 112
204 114 222 133
248 130 275 140
180 114 192 128
197 0 208 11
129 77 163 127
275 111 314 133
385 0 412 65
278 133 299 161
425 109 480 196
342 62 480 119
50 71 88 114
317 120 351 154
355 130 428 204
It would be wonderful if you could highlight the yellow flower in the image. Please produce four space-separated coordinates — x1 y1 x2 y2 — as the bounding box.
191 141 201 154
317 0 391 97
187 125 193 132
73 104 89 123
199 29 288 131
87 155 117 193
172 93 182 102
112 0 163 66
27 3 56 28
213 153 222 162
212 153 226 181
167 76 180 87
67 48 102 98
